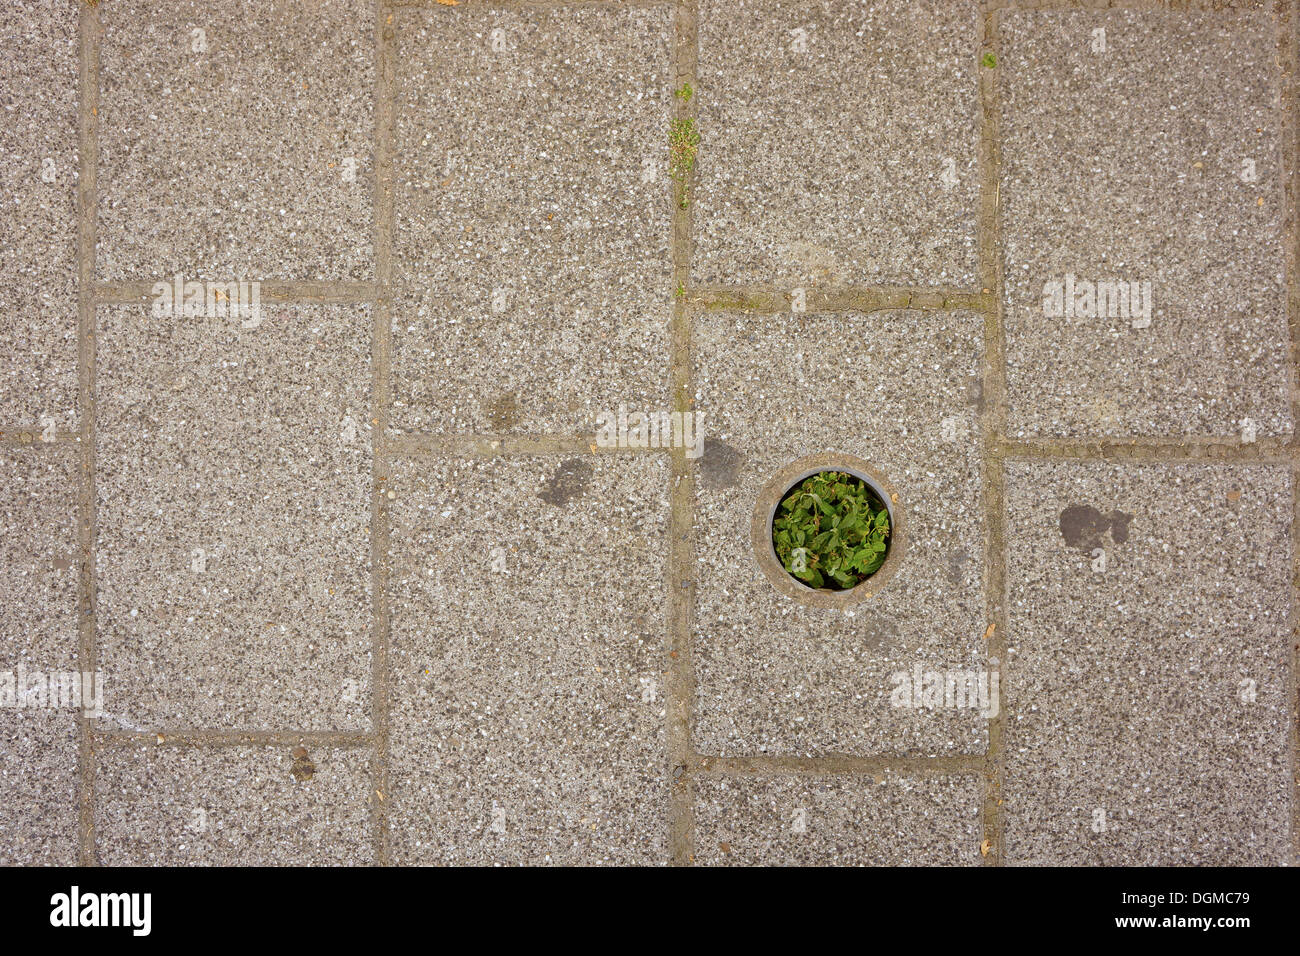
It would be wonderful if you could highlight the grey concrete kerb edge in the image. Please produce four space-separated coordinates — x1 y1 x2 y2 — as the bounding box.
750 451 906 610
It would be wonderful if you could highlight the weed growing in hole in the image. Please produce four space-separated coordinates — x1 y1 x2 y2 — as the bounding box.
674 82 694 102
981 52 997 68
773 471 890 590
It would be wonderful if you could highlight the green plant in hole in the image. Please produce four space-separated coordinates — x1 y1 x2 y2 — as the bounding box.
772 471 890 590
674 82 694 102
981 52 997 68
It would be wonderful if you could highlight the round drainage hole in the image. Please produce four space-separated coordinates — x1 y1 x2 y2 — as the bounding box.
771 470 892 592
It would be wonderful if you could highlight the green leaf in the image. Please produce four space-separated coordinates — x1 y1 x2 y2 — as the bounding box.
770 471 892 591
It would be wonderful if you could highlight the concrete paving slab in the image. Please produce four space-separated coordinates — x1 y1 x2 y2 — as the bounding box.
691 309 989 757
1000 9 1292 439
97 0 375 281
1 0 1297 871
693 772 983 865
94 304 372 732
0 445 80 865
95 743 373 865
693 0 981 287
384 454 669 864
389 5 674 436
0 0 78 424
1003 461 1293 865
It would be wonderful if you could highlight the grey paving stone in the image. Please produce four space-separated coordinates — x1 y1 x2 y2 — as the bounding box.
0 446 80 865
94 304 372 732
693 0 981 287
389 4 673 436
693 772 983 865
1000 9 1292 439
0 0 78 425
95 744 373 865
385 454 669 864
1003 461 1293 865
97 0 374 281
692 310 989 757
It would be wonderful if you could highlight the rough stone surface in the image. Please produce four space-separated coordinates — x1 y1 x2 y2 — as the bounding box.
389 5 674 436
94 304 373 732
95 744 373 865
1000 9 1292 439
97 0 375 281
384 454 670 864
691 309 989 757
0 0 1296 869
0 446 80 865
0 0 78 424
693 773 983 865
693 0 981 287
1003 461 1293 865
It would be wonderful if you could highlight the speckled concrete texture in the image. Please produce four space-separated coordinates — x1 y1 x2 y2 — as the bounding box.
94 304 373 732
1003 462 1293 865
691 309 988 757
693 773 983 865
95 744 373 865
97 0 375 281
0 0 78 425
693 0 981 286
384 455 670 864
0 446 79 865
0 0 1297 868
388 4 673 436
1000 9 1293 439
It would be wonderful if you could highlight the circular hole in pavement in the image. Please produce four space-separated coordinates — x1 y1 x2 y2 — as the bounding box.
751 452 905 609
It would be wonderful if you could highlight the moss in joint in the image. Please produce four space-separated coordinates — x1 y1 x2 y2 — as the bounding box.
669 117 700 210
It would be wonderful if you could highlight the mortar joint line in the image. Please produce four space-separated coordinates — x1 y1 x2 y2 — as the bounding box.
665 0 699 867
977 0 1010 868
75 0 102 869
370 0 398 867
1278 0 1300 868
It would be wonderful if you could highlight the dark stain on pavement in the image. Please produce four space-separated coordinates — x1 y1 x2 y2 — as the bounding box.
539 458 591 507
862 618 900 650
1059 504 1134 552
291 746 315 783
485 391 520 432
699 439 744 491
946 548 970 585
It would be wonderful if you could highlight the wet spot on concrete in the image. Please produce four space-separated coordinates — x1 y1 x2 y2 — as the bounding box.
484 392 520 432
290 746 315 783
1059 504 1134 551
699 439 743 491
946 549 970 585
861 618 900 650
967 375 984 412
539 458 592 507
